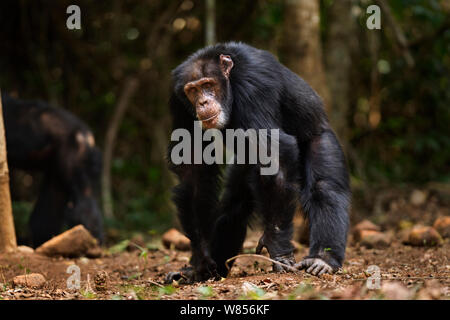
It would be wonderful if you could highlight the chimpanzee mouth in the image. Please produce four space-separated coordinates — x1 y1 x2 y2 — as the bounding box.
199 112 220 122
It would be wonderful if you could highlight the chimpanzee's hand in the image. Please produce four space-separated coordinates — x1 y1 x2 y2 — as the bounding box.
295 257 334 276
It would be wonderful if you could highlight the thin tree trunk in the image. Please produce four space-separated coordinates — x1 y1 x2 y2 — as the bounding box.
205 0 216 46
281 0 331 111
102 78 139 219
0 90 17 253
325 0 357 145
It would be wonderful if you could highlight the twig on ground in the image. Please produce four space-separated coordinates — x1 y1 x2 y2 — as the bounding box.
225 254 300 274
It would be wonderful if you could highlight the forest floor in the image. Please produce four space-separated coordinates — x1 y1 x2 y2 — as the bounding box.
0 186 449 300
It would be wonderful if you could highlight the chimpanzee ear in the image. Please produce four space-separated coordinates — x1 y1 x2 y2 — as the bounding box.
220 54 233 78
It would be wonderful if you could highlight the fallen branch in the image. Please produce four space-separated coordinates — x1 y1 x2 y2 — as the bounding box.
146 279 164 288
225 254 300 274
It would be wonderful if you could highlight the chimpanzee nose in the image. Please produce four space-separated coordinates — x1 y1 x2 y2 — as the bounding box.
199 99 207 106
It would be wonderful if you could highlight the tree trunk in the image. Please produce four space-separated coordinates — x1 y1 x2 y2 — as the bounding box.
0 90 17 253
281 0 331 111
325 0 357 145
102 78 139 219
205 0 216 46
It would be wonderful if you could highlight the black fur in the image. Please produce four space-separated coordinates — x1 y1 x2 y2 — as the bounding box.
2 94 104 247
167 42 350 281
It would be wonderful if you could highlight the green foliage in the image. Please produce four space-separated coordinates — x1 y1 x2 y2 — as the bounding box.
197 286 215 299
11 201 33 240
107 240 130 254
158 285 177 297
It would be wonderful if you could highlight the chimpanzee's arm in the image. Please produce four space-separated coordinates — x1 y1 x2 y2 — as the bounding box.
281 72 351 274
167 94 222 281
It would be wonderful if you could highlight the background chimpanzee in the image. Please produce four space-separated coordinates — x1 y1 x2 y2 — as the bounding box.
166 42 350 283
1 93 104 247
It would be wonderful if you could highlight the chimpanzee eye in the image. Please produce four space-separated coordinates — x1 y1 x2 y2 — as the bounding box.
202 83 212 90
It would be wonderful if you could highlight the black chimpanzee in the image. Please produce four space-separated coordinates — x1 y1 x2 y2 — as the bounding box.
165 42 350 283
1 93 104 247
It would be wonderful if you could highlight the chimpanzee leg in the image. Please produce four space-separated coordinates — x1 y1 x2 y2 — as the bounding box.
254 133 300 272
296 129 350 275
29 174 69 247
211 164 255 277
165 164 222 283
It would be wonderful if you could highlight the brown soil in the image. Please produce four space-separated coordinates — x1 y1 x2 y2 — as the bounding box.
1 231 449 300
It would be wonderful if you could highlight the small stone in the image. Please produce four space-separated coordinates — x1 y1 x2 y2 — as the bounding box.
17 246 34 254
359 230 391 249
127 234 146 252
398 229 412 244
381 282 413 300
36 225 100 258
355 220 381 232
13 273 46 289
433 216 450 238
410 189 427 206
408 226 443 247
161 228 191 251
86 246 103 258
353 220 380 241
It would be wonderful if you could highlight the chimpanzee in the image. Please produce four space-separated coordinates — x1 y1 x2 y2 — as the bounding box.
165 42 350 283
1 93 104 247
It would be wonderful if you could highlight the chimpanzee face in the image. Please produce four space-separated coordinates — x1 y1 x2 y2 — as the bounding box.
183 54 234 129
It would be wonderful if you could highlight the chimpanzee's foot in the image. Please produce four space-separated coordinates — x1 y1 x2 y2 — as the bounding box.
164 259 220 284
164 266 196 284
256 233 296 273
295 257 334 276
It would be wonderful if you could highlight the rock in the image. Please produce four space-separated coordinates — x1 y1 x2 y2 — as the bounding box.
36 225 100 258
359 230 392 249
398 229 412 244
162 228 191 251
127 234 146 252
17 245 34 254
433 216 450 238
381 282 413 300
13 273 46 289
416 280 444 300
355 219 381 232
410 189 427 206
408 226 443 247
86 246 103 258
353 220 380 241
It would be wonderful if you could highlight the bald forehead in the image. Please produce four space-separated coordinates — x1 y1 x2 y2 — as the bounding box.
185 58 220 83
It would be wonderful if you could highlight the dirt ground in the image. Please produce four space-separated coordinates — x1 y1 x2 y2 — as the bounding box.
1 186 449 300
0 231 449 300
